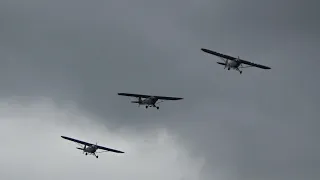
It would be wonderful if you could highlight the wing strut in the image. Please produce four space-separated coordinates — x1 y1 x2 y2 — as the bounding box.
239 64 253 68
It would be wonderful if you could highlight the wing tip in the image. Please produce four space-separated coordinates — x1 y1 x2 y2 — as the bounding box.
201 48 209 52
118 93 132 96
262 66 271 69
61 136 70 140
170 97 183 100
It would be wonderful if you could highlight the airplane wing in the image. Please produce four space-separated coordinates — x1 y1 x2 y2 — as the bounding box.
239 60 271 69
118 93 151 98
118 93 183 100
201 48 236 60
61 136 93 146
96 145 125 153
153 95 183 100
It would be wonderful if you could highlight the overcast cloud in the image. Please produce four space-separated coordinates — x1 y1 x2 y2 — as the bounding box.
0 0 319 180
0 98 205 180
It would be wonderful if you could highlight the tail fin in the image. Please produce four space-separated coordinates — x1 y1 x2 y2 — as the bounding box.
76 147 84 151
131 97 142 107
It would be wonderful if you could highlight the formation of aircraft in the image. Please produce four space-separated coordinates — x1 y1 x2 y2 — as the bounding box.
118 93 183 109
201 48 271 74
60 48 271 159
61 136 124 158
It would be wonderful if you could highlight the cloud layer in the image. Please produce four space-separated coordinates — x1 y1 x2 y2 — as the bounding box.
1 0 319 180
0 98 205 180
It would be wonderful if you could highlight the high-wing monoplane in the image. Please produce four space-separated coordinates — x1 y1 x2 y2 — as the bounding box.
201 48 271 74
118 93 183 109
61 136 124 158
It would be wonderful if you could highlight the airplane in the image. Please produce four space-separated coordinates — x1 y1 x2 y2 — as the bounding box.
117 93 183 109
61 136 124 158
201 48 271 74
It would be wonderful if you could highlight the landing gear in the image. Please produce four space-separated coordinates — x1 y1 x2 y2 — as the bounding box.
152 104 160 110
228 68 230 70
85 153 88 155
236 68 242 74
96 155 99 158
146 105 159 109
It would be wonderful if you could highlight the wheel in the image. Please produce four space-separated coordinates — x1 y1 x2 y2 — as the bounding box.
146 106 148 109
85 153 88 155
156 107 159 109
228 68 230 70
240 71 242 74
96 156 98 158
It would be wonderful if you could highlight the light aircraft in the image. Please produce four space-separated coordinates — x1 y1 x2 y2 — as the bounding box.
61 136 124 158
201 48 271 74
118 93 183 109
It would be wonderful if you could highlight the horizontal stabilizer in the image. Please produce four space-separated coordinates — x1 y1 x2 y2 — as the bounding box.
217 62 226 66
76 147 84 150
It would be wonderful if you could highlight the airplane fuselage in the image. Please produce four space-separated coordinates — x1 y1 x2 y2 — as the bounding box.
78 145 98 153
131 96 158 105
77 145 100 158
223 59 242 74
226 59 240 69
131 96 159 109
142 97 157 105
85 145 97 153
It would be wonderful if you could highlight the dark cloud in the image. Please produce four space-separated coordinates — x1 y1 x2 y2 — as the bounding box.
0 0 319 180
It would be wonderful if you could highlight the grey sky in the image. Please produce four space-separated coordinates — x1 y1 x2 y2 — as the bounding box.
1 0 319 180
